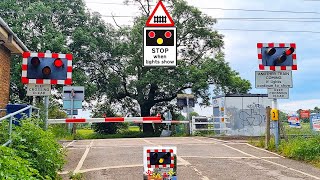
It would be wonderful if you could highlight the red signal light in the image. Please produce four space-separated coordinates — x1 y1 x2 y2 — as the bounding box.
285 47 295 56
31 57 40 66
148 31 155 38
54 58 64 68
164 31 172 38
42 66 51 76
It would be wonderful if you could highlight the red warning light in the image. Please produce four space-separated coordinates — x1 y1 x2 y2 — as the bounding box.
148 31 155 38
285 47 295 56
164 31 172 38
54 58 64 68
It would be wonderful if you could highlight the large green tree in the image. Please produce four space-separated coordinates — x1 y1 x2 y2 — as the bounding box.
83 0 251 133
2 0 251 134
0 0 100 103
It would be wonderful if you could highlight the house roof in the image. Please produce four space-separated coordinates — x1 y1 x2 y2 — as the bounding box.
0 17 28 54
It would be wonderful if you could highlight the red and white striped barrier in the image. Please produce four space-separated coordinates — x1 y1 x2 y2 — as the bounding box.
47 117 190 124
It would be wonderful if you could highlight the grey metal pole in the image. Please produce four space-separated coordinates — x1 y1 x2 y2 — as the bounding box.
272 98 279 149
44 96 49 130
9 116 13 140
29 106 32 118
186 97 190 135
69 89 74 133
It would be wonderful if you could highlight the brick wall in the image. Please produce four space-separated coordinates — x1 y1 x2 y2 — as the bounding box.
0 45 11 111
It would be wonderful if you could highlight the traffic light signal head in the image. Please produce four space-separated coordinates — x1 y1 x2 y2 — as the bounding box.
150 152 171 165
257 43 297 71
22 52 73 85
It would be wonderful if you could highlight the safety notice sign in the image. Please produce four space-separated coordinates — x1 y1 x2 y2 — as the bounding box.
143 0 177 67
27 84 51 96
255 71 292 89
267 88 289 99
143 27 176 67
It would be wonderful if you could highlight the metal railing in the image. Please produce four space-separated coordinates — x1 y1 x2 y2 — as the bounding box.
0 106 40 147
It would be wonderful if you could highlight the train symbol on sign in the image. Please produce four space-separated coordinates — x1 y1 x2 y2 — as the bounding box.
146 30 174 46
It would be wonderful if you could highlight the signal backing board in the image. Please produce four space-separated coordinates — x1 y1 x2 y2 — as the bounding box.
143 146 177 179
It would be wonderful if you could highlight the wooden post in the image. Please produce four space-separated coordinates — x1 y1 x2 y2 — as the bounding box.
265 106 271 149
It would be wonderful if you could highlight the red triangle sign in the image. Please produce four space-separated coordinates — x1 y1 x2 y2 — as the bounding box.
146 1 174 27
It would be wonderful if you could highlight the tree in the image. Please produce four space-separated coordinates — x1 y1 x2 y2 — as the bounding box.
91 103 128 134
1 0 99 104
84 0 251 133
3 0 251 135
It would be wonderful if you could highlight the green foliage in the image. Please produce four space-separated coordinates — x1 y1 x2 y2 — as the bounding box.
193 130 215 136
91 103 129 134
285 122 313 135
69 172 84 180
0 146 42 180
49 124 73 140
279 136 320 162
75 129 157 139
11 118 65 179
3 0 251 135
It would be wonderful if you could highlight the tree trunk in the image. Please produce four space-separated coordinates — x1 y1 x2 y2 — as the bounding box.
141 105 154 135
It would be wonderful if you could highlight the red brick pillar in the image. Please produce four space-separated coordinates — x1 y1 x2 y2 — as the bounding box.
0 45 11 112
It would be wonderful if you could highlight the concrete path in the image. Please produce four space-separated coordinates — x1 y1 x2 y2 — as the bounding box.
59 137 320 180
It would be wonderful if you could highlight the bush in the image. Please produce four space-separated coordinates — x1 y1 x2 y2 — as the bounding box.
279 136 320 161
49 124 73 140
11 118 65 179
0 146 42 179
93 122 129 134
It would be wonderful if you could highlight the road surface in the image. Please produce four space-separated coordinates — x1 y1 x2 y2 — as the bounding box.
59 137 320 180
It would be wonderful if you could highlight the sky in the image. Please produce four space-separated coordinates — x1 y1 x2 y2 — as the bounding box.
77 0 320 118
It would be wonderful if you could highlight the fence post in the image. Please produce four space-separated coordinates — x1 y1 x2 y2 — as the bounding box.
265 106 271 149
9 116 13 140
29 106 33 118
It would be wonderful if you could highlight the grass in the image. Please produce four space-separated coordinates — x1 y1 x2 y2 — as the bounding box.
74 126 154 139
284 122 313 135
249 123 320 169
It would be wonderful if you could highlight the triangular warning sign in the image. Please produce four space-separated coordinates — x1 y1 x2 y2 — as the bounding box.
146 1 175 27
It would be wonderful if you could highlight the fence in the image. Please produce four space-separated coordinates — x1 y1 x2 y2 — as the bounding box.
0 106 39 146
191 116 231 135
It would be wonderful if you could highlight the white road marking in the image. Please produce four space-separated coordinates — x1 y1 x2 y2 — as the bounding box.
74 140 94 173
177 156 191 165
192 166 211 180
223 143 320 179
223 144 256 157
245 143 285 158
141 138 156 145
191 137 213 144
65 140 75 148
179 155 279 159
70 161 191 174
58 171 69 175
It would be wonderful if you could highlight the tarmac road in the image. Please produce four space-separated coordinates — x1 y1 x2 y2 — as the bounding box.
59 137 320 180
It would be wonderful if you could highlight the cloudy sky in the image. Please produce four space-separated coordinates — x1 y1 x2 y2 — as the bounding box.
77 0 320 117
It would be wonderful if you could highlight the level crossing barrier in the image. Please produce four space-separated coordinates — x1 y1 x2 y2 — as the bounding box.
0 105 40 146
47 117 190 124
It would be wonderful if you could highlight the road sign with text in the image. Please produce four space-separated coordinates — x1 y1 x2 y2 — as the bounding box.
27 84 51 96
255 71 292 89
267 88 289 99
143 0 176 67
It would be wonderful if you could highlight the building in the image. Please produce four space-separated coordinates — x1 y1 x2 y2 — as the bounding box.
0 17 28 111
212 94 272 136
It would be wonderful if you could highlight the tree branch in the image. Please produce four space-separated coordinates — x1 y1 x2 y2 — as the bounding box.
111 13 121 28
154 85 192 103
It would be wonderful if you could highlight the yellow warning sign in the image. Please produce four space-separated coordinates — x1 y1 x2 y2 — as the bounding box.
271 109 279 121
